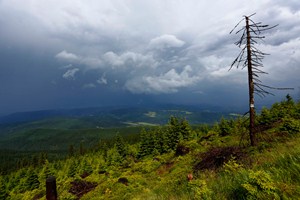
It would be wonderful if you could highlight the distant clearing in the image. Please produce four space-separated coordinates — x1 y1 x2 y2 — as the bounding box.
144 111 157 118
122 121 159 127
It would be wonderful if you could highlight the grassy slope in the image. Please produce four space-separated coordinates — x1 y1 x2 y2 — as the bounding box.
2 99 300 199
8 128 300 200
76 126 300 199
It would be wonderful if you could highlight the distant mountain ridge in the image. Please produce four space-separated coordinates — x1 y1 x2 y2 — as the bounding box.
0 104 239 125
0 104 240 152
0 106 120 125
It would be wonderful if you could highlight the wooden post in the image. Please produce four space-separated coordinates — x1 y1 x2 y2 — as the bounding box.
245 16 256 146
46 176 57 200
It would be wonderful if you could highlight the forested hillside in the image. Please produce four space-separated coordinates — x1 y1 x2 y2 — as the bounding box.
1 96 300 199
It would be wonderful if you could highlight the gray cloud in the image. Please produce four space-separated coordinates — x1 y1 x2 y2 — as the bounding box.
56 50 79 62
125 65 200 94
62 68 79 80
0 0 300 114
97 73 108 85
148 34 185 50
102 51 157 69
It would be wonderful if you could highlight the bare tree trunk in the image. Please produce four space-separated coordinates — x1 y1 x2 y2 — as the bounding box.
245 16 256 146
230 14 291 146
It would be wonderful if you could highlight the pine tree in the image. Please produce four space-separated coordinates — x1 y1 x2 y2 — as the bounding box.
115 134 127 158
38 152 48 166
167 116 182 150
0 177 9 200
31 154 39 167
14 168 28 193
26 168 40 190
101 142 109 161
42 160 52 180
159 129 170 153
68 160 78 178
218 117 231 136
107 145 123 166
138 128 151 158
151 130 160 156
81 158 93 175
79 142 85 155
180 118 192 140
7 173 19 191
68 144 75 157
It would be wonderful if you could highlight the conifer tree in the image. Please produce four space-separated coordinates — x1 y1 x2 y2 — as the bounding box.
81 159 93 175
79 142 85 155
13 168 28 193
0 177 9 200
7 173 19 191
167 116 182 150
38 152 48 166
41 160 52 180
180 118 192 140
107 145 123 166
151 128 162 156
31 154 39 167
68 160 78 178
68 144 75 157
115 134 127 158
218 117 231 136
26 168 40 190
138 128 151 158
159 129 170 153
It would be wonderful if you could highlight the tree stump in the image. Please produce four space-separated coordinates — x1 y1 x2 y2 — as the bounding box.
46 176 57 200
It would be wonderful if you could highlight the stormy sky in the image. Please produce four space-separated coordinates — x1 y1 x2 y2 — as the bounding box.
0 0 299 115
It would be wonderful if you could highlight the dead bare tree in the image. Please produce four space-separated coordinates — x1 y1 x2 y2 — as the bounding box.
230 13 292 146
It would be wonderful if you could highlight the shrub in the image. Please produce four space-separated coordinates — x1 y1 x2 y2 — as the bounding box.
188 179 212 200
258 107 273 125
279 117 300 134
218 117 232 136
223 157 243 173
238 170 280 200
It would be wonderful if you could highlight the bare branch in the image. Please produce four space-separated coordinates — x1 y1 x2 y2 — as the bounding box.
229 18 245 34
229 14 289 146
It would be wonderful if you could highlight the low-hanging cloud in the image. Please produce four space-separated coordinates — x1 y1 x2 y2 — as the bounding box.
125 65 200 94
102 51 158 69
56 50 103 70
56 50 80 62
148 34 185 50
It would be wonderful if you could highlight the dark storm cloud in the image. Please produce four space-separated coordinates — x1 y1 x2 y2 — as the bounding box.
0 0 299 114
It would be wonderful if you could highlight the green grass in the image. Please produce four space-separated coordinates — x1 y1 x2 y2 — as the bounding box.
1 99 299 199
5 131 300 199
